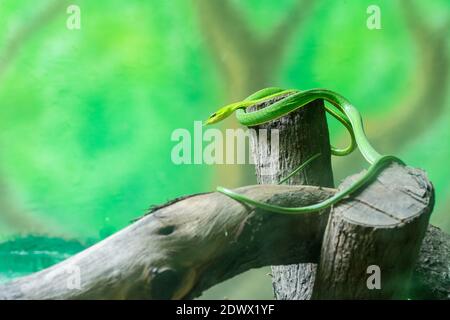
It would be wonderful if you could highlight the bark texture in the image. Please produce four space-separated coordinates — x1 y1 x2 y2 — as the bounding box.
313 163 434 299
0 185 333 300
411 225 450 300
248 94 333 300
0 172 446 300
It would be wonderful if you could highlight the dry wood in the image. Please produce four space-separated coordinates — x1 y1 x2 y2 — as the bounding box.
313 163 434 299
412 224 450 299
0 170 447 299
0 185 333 300
248 93 333 300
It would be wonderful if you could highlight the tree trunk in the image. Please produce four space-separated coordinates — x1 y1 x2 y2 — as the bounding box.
248 94 333 299
313 163 434 299
412 224 450 299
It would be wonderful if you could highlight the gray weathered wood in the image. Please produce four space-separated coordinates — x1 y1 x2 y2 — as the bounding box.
0 185 333 300
0 171 447 299
313 163 434 299
248 93 333 300
412 224 450 299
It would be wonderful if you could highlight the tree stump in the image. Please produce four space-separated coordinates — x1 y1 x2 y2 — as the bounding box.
313 163 434 299
248 94 333 299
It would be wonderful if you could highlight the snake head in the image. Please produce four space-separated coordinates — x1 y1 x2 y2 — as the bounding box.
203 105 235 126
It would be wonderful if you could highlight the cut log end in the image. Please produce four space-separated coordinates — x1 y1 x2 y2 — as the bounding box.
313 163 434 299
337 163 433 227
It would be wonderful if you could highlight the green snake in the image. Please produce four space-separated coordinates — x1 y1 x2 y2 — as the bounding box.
204 87 404 214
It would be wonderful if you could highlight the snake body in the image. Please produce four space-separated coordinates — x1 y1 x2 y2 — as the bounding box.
204 88 403 214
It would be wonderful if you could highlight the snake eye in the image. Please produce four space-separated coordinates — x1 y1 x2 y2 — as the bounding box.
210 112 217 118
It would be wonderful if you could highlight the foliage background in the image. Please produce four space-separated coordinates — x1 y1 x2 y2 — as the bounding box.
0 0 448 299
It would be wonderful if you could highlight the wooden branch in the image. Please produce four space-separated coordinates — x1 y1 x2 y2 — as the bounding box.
248 94 333 299
0 185 333 300
412 225 450 300
0 169 447 299
313 163 434 299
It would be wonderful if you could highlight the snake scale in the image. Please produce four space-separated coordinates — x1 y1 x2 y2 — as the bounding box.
204 87 403 214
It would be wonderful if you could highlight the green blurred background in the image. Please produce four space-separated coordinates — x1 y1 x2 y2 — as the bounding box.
0 0 448 298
